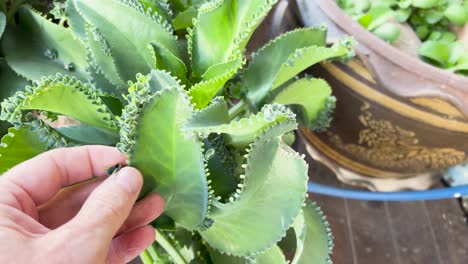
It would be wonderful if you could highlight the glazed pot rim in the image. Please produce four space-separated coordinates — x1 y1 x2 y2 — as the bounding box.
315 0 468 92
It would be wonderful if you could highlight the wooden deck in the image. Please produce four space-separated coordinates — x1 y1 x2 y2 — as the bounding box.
296 142 468 264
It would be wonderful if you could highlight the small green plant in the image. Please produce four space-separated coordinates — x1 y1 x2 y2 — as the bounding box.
338 0 468 75
0 0 353 262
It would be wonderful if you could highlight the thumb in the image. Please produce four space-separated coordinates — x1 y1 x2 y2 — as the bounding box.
65 167 143 241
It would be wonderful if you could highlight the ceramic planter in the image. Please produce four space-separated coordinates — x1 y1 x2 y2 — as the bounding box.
284 0 468 191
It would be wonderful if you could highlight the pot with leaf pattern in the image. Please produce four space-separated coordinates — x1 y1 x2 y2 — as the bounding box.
277 0 468 191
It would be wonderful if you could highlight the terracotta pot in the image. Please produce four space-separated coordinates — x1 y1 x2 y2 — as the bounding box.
274 0 468 191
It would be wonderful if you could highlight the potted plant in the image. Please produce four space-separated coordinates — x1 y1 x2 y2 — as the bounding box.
292 0 468 191
0 0 353 262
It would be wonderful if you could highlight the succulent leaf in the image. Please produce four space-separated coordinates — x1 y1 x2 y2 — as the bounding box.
73 0 180 82
119 77 208 230
0 59 30 137
0 58 30 102
185 97 230 129
0 74 118 133
144 70 184 91
185 104 296 147
203 133 238 201
2 7 89 81
85 25 126 92
272 41 352 89
189 0 278 77
255 245 287 264
291 202 334 264
65 0 87 41
0 11 6 38
273 77 333 129
200 123 308 257
56 125 119 145
0 126 48 174
188 56 243 108
138 0 173 22
86 58 119 96
172 6 197 30
0 112 68 174
150 42 187 84
243 29 352 108
241 27 327 107
208 244 286 264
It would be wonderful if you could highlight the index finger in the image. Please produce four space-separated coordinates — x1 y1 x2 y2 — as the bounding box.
1 145 127 206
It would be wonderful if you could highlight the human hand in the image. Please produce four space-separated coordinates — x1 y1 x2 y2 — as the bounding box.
0 146 164 264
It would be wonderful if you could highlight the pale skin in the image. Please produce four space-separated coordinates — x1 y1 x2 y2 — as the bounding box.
0 146 165 264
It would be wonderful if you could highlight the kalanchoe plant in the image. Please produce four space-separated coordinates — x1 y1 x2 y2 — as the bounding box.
0 0 353 262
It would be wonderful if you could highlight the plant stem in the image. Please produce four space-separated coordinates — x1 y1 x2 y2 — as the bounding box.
59 16 66 27
147 242 160 260
140 250 154 264
155 229 188 264
228 99 248 119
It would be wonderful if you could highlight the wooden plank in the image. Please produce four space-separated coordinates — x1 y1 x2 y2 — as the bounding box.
344 199 401 263
423 198 468 264
386 201 443 264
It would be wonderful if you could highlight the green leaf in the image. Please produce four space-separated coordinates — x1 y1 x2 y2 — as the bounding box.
0 126 47 174
56 125 119 145
207 247 246 264
208 244 286 264
412 0 438 9
150 42 187 84
448 41 465 66
86 61 115 96
271 41 352 90
255 245 287 264
203 133 238 201
372 22 400 42
447 54 468 74
120 83 208 230
418 40 450 67
354 0 370 13
85 25 126 92
241 27 328 107
291 202 333 264
73 0 180 82
188 57 243 108
0 58 30 101
138 0 173 22
185 104 296 147
421 9 443 24
444 4 468 26
1 74 118 133
200 123 308 257
273 78 332 129
367 5 395 31
0 11 6 38
172 6 197 30
358 13 373 28
2 7 90 81
185 97 230 129
65 0 87 41
189 0 278 77
144 70 183 91
395 8 411 22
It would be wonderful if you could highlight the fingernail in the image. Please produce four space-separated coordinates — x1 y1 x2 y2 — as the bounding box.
113 167 142 193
